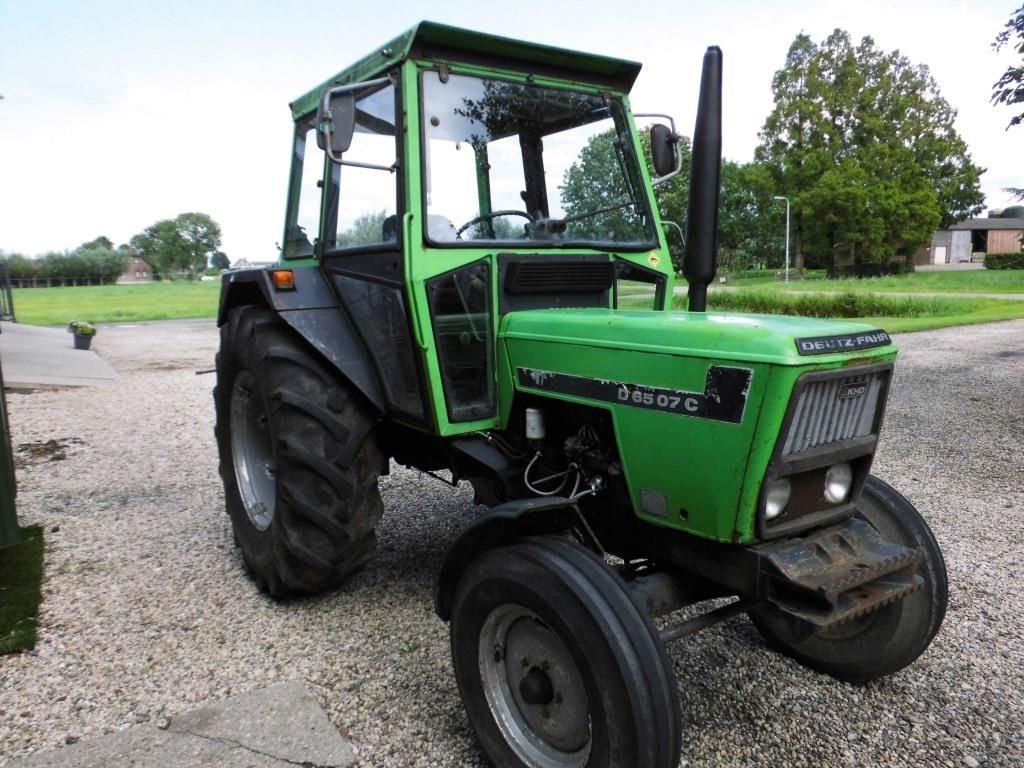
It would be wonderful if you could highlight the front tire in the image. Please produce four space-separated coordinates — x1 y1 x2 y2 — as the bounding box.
451 537 681 768
750 475 948 683
214 304 384 597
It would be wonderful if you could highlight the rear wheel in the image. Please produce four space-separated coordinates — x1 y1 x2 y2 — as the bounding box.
450 537 681 768
750 475 948 683
214 304 383 597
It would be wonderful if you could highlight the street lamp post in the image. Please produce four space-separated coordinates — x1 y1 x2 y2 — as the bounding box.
773 195 790 282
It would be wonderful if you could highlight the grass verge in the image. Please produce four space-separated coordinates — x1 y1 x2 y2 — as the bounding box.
12 281 221 326
0 525 44 654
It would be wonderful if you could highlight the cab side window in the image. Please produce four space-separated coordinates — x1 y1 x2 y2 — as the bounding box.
324 82 400 250
282 115 321 259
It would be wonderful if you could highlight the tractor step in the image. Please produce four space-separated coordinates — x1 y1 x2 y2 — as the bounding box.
757 517 923 627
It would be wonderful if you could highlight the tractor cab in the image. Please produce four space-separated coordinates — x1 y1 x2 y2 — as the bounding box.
271 22 676 435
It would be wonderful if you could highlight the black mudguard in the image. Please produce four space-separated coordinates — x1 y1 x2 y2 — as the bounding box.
434 496 585 621
218 267 385 412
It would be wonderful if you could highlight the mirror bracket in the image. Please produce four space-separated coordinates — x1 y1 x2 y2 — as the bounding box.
635 112 683 186
316 76 392 164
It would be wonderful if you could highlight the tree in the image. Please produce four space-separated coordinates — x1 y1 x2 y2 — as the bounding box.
756 30 985 271
210 251 230 270
79 235 114 251
5 253 36 281
130 212 222 277
336 210 389 247
993 4 1024 200
559 130 649 242
561 127 784 274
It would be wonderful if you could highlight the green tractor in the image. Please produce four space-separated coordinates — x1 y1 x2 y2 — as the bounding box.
214 22 947 768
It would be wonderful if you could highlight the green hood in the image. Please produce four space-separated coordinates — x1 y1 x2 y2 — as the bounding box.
500 308 896 366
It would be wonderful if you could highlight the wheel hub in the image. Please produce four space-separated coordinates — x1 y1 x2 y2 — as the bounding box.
479 605 591 767
519 667 555 706
229 371 277 531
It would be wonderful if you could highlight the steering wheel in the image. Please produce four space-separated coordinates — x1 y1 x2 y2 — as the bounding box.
455 210 534 238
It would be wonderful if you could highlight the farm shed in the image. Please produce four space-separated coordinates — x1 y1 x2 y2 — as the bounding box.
918 209 1024 265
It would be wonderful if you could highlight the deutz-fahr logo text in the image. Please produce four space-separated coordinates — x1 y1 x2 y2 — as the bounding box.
839 381 868 399
794 330 892 356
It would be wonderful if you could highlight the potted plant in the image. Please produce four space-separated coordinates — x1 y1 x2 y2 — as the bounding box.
67 320 97 351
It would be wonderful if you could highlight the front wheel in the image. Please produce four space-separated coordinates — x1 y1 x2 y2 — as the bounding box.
450 537 681 768
750 475 948 683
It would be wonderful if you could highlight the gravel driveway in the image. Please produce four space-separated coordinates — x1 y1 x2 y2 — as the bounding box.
1 317 1021 767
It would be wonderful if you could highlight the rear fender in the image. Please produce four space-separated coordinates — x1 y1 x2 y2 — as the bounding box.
218 267 385 412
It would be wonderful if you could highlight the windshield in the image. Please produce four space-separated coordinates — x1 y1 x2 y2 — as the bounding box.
420 71 656 247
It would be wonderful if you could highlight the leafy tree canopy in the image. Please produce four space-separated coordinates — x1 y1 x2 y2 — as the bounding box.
993 4 1024 129
336 210 389 248
560 130 650 244
561 128 785 274
78 236 113 252
210 251 230 271
756 30 985 270
993 4 1024 201
130 212 222 277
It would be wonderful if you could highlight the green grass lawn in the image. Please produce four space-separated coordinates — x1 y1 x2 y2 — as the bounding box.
0 525 44 655
12 281 221 326
10 273 1024 334
725 269 1024 294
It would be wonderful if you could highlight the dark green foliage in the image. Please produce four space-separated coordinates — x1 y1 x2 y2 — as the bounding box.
831 260 916 278
210 251 230 271
130 212 222 277
757 30 985 271
993 4 1024 129
79 236 114 251
3 248 128 285
984 252 1024 269
560 130 648 242
562 129 784 273
336 210 389 247
995 5 1024 201
0 525 44 655
694 289 979 319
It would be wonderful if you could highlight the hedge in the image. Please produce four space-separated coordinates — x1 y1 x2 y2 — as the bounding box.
697 290 975 318
829 260 915 278
985 252 1024 270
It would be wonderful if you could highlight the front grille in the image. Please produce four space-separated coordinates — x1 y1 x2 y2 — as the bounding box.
504 260 614 294
782 368 889 456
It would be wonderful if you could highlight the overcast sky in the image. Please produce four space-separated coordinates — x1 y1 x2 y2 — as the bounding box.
1 0 1020 261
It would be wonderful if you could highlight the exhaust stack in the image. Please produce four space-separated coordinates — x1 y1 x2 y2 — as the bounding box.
683 46 723 313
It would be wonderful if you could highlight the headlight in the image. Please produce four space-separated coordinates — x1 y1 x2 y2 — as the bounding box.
764 477 791 520
824 462 853 504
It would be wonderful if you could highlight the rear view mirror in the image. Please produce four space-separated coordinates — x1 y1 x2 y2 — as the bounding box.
316 90 356 160
650 123 678 179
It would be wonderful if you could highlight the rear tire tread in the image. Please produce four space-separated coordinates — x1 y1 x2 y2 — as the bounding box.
215 304 383 597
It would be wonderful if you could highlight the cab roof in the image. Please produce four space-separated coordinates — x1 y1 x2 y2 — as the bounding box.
290 21 643 120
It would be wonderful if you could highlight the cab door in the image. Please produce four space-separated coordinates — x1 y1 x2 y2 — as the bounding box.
316 77 431 426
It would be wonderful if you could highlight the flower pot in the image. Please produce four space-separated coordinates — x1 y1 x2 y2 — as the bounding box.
73 333 93 351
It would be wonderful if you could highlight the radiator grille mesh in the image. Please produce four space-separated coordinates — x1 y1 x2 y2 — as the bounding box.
782 370 888 456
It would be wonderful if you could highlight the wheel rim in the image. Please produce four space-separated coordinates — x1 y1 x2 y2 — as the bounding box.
478 604 591 768
229 370 276 531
